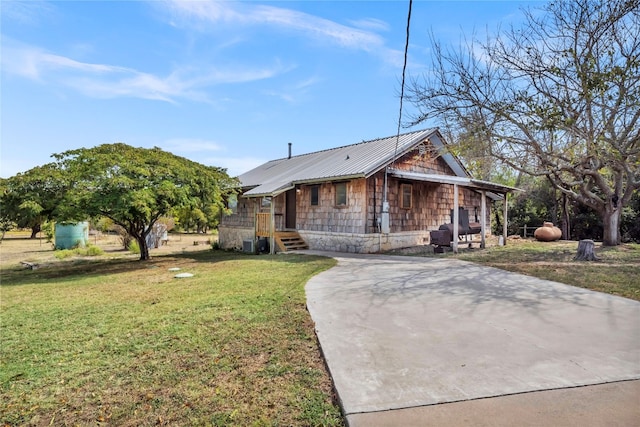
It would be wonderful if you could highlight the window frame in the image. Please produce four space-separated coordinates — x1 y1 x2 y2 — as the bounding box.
400 183 413 209
334 182 348 207
310 185 320 206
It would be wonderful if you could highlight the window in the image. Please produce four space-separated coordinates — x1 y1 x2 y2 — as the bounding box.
401 183 412 209
310 185 319 206
335 182 347 206
227 194 238 213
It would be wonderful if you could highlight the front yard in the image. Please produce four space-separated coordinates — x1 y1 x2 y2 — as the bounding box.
1 235 343 426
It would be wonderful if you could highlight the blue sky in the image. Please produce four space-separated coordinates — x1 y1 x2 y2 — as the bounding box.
1 0 538 178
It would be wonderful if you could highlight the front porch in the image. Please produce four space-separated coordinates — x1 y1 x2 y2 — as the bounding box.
255 212 308 253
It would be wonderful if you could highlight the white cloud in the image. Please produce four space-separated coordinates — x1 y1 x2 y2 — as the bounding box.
250 5 383 51
162 0 401 61
349 18 390 32
1 38 290 102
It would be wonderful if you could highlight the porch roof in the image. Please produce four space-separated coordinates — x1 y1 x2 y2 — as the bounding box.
242 181 295 198
388 169 522 199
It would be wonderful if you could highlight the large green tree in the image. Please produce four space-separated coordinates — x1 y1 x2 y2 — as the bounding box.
408 0 639 245
53 143 237 260
0 164 70 238
174 199 224 234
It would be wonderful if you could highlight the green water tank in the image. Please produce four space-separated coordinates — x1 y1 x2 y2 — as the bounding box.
54 222 89 249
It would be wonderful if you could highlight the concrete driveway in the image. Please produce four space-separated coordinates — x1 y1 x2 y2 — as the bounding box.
304 252 640 426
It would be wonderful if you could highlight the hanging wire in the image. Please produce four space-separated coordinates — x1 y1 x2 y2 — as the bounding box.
395 0 413 157
385 0 413 203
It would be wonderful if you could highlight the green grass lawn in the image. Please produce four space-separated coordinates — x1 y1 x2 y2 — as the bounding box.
1 250 344 426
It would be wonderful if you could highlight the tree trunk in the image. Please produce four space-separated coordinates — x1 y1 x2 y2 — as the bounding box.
136 235 150 261
575 239 599 261
602 204 622 246
30 223 41 239
561 193 571 240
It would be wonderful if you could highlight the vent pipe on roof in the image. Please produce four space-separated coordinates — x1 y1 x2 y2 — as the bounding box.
288 142 292 159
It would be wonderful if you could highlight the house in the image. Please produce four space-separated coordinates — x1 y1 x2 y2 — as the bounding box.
218 128 518 254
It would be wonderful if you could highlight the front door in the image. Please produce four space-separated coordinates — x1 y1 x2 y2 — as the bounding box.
285 189 296 229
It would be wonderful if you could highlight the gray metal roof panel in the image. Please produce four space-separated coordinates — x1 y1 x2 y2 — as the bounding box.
238 129 450 196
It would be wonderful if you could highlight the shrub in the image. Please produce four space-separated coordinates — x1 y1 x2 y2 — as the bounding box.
54 250 75 259
128 240 140 254
83 245 104 256
53 245 104 259
42 221 55 243
110 224 133 249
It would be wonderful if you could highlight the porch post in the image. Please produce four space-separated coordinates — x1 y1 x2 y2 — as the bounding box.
253 202 258 243
481 190 486 249
502 192 509 246
270 197 275 254
453 183 459 254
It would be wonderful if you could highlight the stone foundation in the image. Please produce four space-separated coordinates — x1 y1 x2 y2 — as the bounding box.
298 230 430 253
219 226 444 254
218 226 254 250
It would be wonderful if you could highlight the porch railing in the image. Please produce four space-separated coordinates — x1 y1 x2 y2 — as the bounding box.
256 213 271 237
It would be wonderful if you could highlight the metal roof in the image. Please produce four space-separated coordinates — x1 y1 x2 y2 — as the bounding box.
239 128 469 197
388 169 522 200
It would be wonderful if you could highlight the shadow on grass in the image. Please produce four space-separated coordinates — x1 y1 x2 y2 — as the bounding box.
0 249 331 286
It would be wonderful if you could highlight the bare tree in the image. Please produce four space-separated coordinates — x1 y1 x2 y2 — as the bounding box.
408 0 640 245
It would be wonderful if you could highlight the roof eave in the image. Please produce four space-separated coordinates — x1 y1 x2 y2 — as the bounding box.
242 183 295 198
241 173 368 198
388 169 523 194
293 173 367 186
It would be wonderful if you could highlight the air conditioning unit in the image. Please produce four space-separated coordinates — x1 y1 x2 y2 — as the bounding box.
242 239 254 253
257 237 269 253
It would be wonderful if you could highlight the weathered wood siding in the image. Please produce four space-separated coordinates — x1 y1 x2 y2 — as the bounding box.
392 144 451 174
220 197 260 228
219 194 286 230
373 177 487 233
296 179 367 234
362 147 491 234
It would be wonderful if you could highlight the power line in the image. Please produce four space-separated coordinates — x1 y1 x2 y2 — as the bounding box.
396 0 413 151
385 0 413 205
